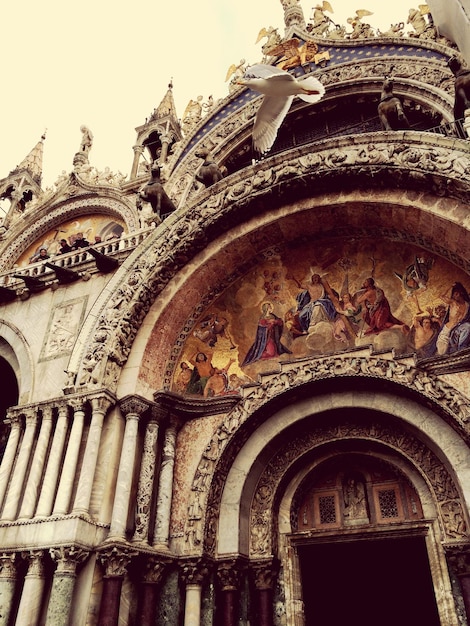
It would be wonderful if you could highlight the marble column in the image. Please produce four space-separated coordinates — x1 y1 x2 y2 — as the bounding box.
46 546 88 626
15 551 46 626
137 557 168 625
97 546 137 626
130 145 144 179
132 408 163 544
73 395 112 515
18 406 54 519
2 410 38 521
0 415 21 513
36 404 70 517
0 553 17 626
53 401 86 515
108 397 148 540
153 417 179 549
446 543 470 623
181 560 210 626
217 559 243 626
159 131 171 164
251 559 279 626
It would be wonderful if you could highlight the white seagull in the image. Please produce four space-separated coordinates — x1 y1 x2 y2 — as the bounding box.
237 63 325 154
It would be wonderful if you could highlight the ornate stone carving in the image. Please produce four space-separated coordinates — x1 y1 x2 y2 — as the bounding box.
98 546 138 577
49 546 88 576
0 553 16 579
180 558 211 586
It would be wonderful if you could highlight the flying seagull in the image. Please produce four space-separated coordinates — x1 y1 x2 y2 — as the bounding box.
237 63 325 154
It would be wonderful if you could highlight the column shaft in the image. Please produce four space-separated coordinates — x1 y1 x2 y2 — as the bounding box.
36 406 69 517
0 418 21 513
3 412 38 521
15 553 45 626
97 577 122 626
132 420 159 544
53 406 85 515
0 554 16 626
73 399 108 514
153 421 177 547
108 412 140 539
184 584 202 626
18 408 54 519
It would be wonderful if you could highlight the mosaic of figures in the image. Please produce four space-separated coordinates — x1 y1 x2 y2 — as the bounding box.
19 216 125 266
173 239 470 397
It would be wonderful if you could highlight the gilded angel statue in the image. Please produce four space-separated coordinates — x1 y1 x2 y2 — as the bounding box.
347 9 375 39
309 1 334 37
226 59 247 93
255 26 282 56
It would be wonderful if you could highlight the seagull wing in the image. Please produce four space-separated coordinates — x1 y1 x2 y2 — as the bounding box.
246 64 292 80
296 75 326 103
252 94 294 154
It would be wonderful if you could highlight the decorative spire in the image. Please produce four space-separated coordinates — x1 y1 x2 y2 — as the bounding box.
148 79 178 122
11 132 46 185
280 0 307 31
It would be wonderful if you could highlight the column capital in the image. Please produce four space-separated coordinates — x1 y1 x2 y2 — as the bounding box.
0 553 17 579
21 550 46 577
251 558 279 590
98 545 138 577
445 543 470 576
141 555 172 584
180 558 212 586
217 558 246 591
50 546 88 575
119 395 151 417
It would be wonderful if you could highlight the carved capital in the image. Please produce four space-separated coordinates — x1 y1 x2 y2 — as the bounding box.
0 553 17 579
50 546 88 576
141 556 171 584
251 559 279 590
216 558 245 591
98 546 138 577
445 543 470 576
21 550 46 577
119 395 150 417
180 558 211 586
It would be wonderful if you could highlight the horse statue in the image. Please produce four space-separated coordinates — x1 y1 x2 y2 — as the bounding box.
138 162 177 224
448 56 470 137
195 148 226 187
377 77 410 130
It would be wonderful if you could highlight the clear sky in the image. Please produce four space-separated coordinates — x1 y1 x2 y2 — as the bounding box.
0 0 427 189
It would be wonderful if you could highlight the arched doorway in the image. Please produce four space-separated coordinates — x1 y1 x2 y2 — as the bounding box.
293 453 441 626
299 535 440 626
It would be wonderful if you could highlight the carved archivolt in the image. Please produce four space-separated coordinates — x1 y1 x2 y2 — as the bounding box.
179 355 470 555
168 54 455 205
69 134 470 393
249 419 467 557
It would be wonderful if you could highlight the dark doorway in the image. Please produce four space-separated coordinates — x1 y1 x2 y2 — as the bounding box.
299 536 441 626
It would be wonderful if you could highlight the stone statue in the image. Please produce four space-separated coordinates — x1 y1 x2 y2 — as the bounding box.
79 125 93 154
448 56 470 133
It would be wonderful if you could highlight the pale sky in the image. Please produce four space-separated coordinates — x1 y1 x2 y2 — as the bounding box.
1 0 424 189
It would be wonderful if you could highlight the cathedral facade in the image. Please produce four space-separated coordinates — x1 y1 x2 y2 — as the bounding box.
0 2 470 625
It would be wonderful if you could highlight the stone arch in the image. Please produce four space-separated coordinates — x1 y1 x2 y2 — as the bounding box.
68 135 470 393
0 320 34 403
173 367 470 556
0 195 138 271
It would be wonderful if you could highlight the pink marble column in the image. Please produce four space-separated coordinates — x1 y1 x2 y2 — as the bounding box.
137 557 168 625
217 559 243 626
97 546 137 626
251 559 279 626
